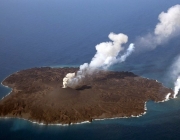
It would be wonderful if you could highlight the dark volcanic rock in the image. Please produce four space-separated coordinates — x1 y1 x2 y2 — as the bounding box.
0 67 174 125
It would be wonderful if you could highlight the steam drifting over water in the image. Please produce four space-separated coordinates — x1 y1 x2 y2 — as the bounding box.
117 43 135 63
136 4 180 51
136 4 180 98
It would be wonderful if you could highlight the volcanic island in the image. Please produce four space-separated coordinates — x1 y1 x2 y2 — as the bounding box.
0 67 174 125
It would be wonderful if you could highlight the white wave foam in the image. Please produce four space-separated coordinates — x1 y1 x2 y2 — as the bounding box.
1 75 13 100
94 102 147 120
0 116 91 126
0 102 148 126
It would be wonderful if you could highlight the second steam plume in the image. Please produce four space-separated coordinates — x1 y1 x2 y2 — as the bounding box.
170 55 180 98
63 32 134 89
136 4 180 50
136 4 180 98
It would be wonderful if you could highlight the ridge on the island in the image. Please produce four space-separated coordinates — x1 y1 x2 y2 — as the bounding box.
0 67 174 125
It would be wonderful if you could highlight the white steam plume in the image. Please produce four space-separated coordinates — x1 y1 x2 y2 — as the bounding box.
63 73 75 88
155 4 180 44
165 93 171 101
174 76 180 98
117 43 135 63
63 32 134 88
89 33 128 69
137 4 180 50
170 55 180 98
170 55 180 81
63 63 89 88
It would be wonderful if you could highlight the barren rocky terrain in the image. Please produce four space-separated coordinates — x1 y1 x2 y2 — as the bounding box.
0 67 174 125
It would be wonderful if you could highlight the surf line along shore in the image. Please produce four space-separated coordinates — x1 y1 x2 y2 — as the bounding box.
0 67 174 125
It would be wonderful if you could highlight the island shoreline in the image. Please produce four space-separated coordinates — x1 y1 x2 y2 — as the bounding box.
0 67 174 125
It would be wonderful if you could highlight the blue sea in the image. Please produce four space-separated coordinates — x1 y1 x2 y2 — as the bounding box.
1 0 180 139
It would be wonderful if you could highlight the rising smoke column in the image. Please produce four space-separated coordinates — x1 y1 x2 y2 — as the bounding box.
89 33 128 69
63 32 134 89
174 76 180 98
137 4 180 50
63 63 89 88
136 4 180 98
117 43 135 63
170 55 180 98
139 4 180 98
154 4 180 44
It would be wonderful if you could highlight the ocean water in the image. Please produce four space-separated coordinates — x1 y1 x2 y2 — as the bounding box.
0 0 180 139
